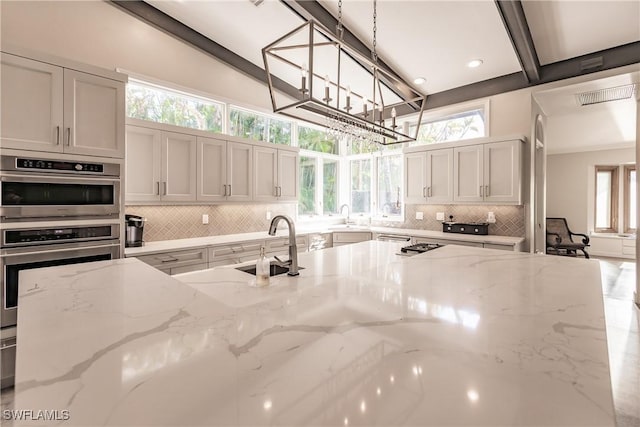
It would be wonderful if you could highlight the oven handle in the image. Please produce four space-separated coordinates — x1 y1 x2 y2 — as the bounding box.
0 174 120 184
1 241 120 263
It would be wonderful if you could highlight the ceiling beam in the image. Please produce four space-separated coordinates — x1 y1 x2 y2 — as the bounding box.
494 0 541 83
280 0 420 102
108 0 300 100
424 41 640 111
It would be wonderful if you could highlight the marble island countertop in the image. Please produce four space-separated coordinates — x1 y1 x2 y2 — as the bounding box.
14 242 612 426
124 224 524 256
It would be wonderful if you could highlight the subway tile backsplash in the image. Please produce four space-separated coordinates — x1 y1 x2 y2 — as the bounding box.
128 203 524 242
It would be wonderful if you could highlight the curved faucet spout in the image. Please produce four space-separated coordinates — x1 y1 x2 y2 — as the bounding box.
268 215 299 276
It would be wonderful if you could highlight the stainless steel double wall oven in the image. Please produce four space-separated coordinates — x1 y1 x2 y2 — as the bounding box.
0 154 122 389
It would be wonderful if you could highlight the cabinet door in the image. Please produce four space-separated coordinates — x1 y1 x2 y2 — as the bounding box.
161 131 197 202
63 69 125 158
426 148 453 204
404 152 426 204
125 126 161 203
253 146 278 201
0 53 63 152
453 145 483 202
197 136 227 202
278 150 299 201
227 142 253 202
483 140 521 204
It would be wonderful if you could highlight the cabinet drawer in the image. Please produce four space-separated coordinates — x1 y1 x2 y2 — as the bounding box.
209 240 263 261
171 263 208 275
266 236 308 253
137 248 207 269
413 237 483 248
483 243 514 251
333 232 372 243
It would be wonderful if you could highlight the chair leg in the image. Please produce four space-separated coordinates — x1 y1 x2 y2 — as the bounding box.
581 249 590 259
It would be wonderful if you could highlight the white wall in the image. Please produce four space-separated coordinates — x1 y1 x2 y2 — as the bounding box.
546 148 635 235
0 0 274 111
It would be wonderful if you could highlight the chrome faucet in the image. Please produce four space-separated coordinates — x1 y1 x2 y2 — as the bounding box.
268 215 299 276
340 204 351 224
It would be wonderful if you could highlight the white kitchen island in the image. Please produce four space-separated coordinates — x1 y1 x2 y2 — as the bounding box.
12 242 614 426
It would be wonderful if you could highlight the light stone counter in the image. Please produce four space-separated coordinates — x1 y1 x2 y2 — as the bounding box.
14 242 612 426
124 225 524 256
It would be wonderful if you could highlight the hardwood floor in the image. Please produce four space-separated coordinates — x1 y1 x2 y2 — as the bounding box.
1 257 639 425
598 257 640 426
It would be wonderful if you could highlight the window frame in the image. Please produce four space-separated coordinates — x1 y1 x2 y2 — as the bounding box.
594 165 619 233
624 164 636 234
228 105 293 146
297 149 341 218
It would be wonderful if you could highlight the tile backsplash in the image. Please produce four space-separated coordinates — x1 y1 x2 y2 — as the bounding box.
126 204 296 242
127 203 524 242
372 204 525 237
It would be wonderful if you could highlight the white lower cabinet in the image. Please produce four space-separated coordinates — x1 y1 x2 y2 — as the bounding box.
136 247 208 275
332 232 372 247
265 236 308 257
208 240 263 268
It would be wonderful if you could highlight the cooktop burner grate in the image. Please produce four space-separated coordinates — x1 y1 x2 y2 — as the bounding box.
400 243 443 254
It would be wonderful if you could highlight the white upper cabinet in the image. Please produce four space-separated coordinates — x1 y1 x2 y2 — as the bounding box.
253 146 299 202
63 69 125 158
253 146 278 202
408 137 523 206
426 148 453 204
125 126 161 203
0 52 125 158
405 148 454 204
161 131 197 202
125 126 196 203
197 136 227 202
0 53 63 152
404 152 427 204
227 142 253 202
483 140 521 203
453 145 484 203
277 149 298 201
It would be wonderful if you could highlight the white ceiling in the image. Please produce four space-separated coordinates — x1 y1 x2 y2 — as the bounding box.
522 0 640 66
148 0 639 97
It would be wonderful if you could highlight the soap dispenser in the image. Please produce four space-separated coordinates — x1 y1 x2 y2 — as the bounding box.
255 246 270 287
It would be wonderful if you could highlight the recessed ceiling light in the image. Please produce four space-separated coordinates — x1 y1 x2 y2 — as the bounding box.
413 77 426 85
467 59 483 68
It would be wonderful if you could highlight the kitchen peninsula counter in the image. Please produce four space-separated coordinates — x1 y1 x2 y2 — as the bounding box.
14 242 612 426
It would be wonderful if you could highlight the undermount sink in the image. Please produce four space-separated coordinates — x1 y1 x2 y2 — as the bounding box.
236 261 304 277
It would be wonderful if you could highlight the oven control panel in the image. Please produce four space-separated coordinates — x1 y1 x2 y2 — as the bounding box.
16 158 104 173
3 226 118 246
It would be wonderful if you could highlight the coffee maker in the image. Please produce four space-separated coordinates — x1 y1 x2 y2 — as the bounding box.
125 214 145 247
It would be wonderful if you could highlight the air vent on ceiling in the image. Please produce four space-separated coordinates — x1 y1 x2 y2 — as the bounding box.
249 0 264 6
576 84 638 106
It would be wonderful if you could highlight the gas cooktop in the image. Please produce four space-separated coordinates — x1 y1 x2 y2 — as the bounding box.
399 243 443 256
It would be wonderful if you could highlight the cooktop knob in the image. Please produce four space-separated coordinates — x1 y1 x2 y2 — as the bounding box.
75 164 83 171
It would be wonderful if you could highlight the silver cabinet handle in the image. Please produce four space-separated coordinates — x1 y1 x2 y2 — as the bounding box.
485 185 490 197
228 185 231 196
427 187 432 197
56 126 60 145
275 186 278 197
223 184 227 197
163 182 167 196
156 182 160 196
480 185 483 197
66 128 71 146
423 187 426 197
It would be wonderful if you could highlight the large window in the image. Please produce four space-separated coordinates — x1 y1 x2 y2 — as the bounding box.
298 125 338 154
126 80 224 132
350 159 372 214
299 156 316 215
377 154 403 217
594 164 637 234
229 106 292 145
595 166 618 232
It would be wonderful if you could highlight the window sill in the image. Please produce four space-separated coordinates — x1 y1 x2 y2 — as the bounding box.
590 233 636 239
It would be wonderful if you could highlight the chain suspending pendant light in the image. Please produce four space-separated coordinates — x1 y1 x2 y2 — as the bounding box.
262 0 426 146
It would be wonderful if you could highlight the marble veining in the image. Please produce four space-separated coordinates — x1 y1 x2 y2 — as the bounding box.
13 243 613 426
